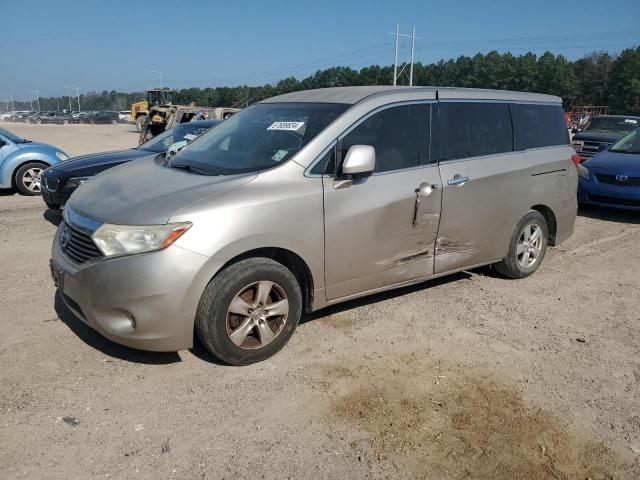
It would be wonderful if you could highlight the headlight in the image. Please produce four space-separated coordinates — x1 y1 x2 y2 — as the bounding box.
92 222 192 257
66 176 91 188
55 151 69 161
577 164 590 180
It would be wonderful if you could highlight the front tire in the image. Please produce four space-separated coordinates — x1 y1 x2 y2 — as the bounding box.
15 162 47 195
494 211 548 279
195 257 302 365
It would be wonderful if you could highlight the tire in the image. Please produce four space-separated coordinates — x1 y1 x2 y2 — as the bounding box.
15 162 48 196
195 257 302 365
135 115 146 133
494 211 548 279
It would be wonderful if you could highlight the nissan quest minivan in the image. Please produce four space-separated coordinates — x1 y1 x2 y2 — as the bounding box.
50 86 577 365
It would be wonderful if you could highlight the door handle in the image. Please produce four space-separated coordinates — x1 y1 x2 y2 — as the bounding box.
447 174 470 186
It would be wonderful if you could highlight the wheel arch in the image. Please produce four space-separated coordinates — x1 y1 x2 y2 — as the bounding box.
7 156 53 188
214 247 315 314
531 204 558 246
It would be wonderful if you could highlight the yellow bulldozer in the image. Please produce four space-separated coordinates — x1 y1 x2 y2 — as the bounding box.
130 88 175 132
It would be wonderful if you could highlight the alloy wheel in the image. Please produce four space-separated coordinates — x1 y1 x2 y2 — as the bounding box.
226 281 289 349
22 167 43 193
516 223 543 268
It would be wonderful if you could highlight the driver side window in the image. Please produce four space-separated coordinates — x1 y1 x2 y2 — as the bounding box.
338 104 431 174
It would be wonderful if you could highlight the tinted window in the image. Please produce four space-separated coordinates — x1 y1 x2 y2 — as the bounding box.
339 104 431 173
583 116 638 134
511 104 568 150
438 102 513 161
310 146 336 175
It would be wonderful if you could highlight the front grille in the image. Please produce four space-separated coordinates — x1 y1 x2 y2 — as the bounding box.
61 222 103 263
42 175 60 191
596 173 640 187
588 194 640 207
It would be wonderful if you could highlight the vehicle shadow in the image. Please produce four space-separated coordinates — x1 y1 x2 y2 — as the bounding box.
54 290 181 365
0 188 16 196
578 205 640 224
43 208 62 226
300 270 473 325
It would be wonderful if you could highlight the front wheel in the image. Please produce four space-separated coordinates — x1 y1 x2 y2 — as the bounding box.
494 211 548 279
195 257 302 365
15 162 47 195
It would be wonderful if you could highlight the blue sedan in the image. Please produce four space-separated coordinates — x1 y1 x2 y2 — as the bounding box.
578 129 640 210
0 126 69 195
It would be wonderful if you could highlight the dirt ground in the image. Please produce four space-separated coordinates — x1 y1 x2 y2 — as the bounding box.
1 122 639 479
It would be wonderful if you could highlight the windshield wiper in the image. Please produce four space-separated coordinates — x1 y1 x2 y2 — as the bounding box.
169 163 208 175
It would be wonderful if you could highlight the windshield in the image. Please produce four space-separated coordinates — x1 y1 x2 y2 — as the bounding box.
0 126 27 143
584 117 639 133
609 129 640 155
171 102 349 175
139 122 218 153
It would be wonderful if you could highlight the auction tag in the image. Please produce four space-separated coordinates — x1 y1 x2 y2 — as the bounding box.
624 119 638 124
267 121 305 132
183 133 197 140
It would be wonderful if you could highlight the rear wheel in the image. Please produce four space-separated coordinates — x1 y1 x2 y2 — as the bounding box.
195 257 302 365
15 162 47 195
495 211 548 279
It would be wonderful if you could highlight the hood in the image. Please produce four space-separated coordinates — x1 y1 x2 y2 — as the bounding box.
53 149 152 177
68 156 257 225
583 150 640 173
572 131 628 143
17 140 58 150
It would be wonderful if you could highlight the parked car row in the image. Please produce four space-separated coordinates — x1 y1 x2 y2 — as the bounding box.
0 110 124 125
571 114 640 159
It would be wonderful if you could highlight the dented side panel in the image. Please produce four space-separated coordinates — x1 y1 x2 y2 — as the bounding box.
323 165 442 301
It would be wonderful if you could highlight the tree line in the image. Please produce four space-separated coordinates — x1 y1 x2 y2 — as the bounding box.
7 47 639 115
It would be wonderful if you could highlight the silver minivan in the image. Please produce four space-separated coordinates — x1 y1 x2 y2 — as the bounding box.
50 86 577 364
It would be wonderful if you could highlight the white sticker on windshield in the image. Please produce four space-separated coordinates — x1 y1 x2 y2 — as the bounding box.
267 121 305 132
624 119 638 124
271 150 288 162
183 133 198 140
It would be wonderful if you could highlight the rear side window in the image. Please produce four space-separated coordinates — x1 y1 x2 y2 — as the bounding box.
339 103 431 173
511 104 568 150
438 103 513 161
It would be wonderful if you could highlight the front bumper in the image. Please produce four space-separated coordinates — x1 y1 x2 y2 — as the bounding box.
578 177 640 211
51 227 222 351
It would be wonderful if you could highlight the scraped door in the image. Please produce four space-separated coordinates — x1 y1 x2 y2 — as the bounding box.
323 103 441 301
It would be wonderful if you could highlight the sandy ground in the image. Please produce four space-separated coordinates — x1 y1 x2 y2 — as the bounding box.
1 123 639 479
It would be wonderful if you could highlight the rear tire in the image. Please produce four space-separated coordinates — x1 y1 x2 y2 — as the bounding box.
195 257 302 365
494 211 548 279
15 162 47 196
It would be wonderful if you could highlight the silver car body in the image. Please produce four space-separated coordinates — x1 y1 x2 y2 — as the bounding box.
51 86 577 351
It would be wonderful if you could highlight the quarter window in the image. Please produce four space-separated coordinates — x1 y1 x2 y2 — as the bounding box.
510 104 569 150
339 104 431 173
438 102 513 161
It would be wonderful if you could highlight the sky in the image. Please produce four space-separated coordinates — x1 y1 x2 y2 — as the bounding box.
1 0 639 100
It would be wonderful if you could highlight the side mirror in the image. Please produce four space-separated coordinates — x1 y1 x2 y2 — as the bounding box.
341 145 375 178
598 143 610 152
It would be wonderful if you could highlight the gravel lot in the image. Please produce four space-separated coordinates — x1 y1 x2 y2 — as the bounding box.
1 122 639 479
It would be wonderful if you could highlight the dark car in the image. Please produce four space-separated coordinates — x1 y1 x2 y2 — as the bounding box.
571 115 640 159
10 111 37 122
41 119 219 209
32 111 74 125
82 111 119 124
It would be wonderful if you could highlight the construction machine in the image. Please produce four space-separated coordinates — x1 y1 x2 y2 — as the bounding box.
130 88 176 132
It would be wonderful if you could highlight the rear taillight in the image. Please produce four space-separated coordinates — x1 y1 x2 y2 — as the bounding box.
571 154 582 169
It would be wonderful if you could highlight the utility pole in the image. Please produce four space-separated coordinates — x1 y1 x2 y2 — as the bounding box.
3 94 8 112
388 24 421 86
65 86 73 111
66 85 81 111
26 90 33 111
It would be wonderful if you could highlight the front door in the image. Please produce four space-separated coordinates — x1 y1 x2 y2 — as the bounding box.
323 103 441 301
